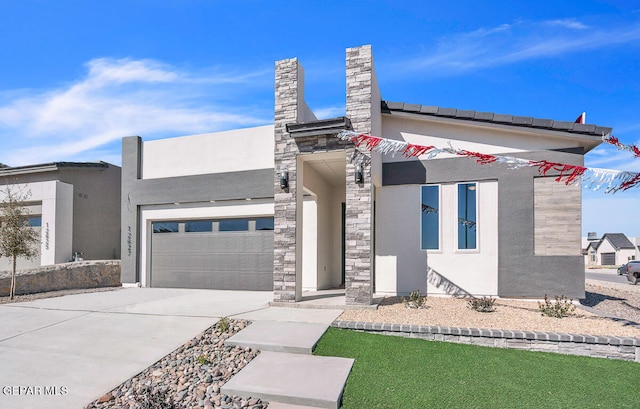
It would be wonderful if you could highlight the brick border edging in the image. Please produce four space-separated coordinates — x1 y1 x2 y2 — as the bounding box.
331 321 640 363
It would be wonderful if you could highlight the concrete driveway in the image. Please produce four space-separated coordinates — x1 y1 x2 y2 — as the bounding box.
0 288 274 409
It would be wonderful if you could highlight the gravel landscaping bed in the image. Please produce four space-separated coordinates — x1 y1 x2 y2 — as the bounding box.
582 281 640 324
338 283 640 339
84 319 268 409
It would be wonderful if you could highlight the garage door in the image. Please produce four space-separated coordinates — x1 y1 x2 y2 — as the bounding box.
601 252 616 266
150 217 273 290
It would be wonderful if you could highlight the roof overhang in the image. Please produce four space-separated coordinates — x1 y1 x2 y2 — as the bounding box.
286 116 352 138
382 101 610 153
0 161 109 177
383 108 602 153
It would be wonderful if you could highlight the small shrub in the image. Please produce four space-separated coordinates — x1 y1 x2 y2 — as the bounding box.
467 296 496 313
404 290 427 309
218 317 230 333
196 354 210 366
132 386 177 409
538 294 576 318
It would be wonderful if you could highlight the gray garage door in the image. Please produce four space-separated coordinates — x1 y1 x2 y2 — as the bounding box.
601 252 616 266
151 217 273 290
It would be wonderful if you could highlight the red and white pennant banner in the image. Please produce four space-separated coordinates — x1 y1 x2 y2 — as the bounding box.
602 134 640 158
336 130 640 193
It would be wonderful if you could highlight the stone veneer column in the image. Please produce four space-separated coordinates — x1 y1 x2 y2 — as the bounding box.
273 58 302 302
344 45 375 305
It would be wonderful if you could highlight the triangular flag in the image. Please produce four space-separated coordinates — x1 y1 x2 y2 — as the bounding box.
575 112 586 124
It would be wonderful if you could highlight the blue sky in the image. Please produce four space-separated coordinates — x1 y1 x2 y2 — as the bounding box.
0 0 639 237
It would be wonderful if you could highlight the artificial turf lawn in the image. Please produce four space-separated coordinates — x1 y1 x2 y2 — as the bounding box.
313 328 640 409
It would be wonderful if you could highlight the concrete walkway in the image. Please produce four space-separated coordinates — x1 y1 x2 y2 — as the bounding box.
223 320 353 409
0 288 319 409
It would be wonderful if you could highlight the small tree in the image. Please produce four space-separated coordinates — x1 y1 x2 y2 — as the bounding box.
0 186 40 300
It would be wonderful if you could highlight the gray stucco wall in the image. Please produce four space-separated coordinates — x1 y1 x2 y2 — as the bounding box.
382 148 586 299
59 165 121 261
120 136 275 284
0 164 121 264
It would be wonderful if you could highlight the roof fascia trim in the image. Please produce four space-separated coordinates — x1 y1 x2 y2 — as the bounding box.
382 110 603 150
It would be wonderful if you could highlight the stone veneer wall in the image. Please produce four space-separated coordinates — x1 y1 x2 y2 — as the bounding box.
273 53 373 305
0 260 121 296
273 57 302 302
344 45 375 305
333 321 640 363
273 46 377 305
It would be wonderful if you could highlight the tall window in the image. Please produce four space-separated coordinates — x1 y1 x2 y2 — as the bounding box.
421 185 439 250
458 183 477 249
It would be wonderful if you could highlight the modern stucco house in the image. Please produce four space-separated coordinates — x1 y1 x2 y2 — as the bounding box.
120 45 610 305
0 161 121 271
584 233 639 266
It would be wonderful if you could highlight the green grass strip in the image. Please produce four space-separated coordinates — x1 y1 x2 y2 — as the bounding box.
314 327 640 409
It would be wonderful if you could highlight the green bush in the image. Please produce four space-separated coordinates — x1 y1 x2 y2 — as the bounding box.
403 290 427 309
538 294 576 318
196 354 210 366
467 296 496 313
218 317 230 332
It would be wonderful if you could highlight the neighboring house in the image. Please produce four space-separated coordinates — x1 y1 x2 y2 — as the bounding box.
584 233 637 266
121 45 609 305
0 161 121 271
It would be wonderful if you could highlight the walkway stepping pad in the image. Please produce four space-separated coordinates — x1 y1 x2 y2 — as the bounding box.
221 351 354 409
225 321 329 354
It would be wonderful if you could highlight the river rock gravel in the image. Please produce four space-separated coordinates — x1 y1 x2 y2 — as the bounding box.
84 319 268 409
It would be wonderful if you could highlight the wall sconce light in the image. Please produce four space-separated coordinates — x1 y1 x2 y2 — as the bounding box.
279 168 289 189
355 163 364 184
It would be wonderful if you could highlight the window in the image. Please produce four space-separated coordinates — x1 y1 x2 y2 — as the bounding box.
255 217 274 231
153 222 179 233
219 218 249 232
28 216 42 227
185 220 212 232
420 185 439 250
458 183 477 249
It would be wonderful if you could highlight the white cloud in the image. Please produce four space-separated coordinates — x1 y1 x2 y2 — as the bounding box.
0 58 273 166
86 58 179 85
544 19 589 30
392 18 640 76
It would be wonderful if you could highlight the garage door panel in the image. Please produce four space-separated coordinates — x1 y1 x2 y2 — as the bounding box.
601 252 615 266
151 220 273 290
151 270 272 291
152 252 272 272
153 234 272 253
